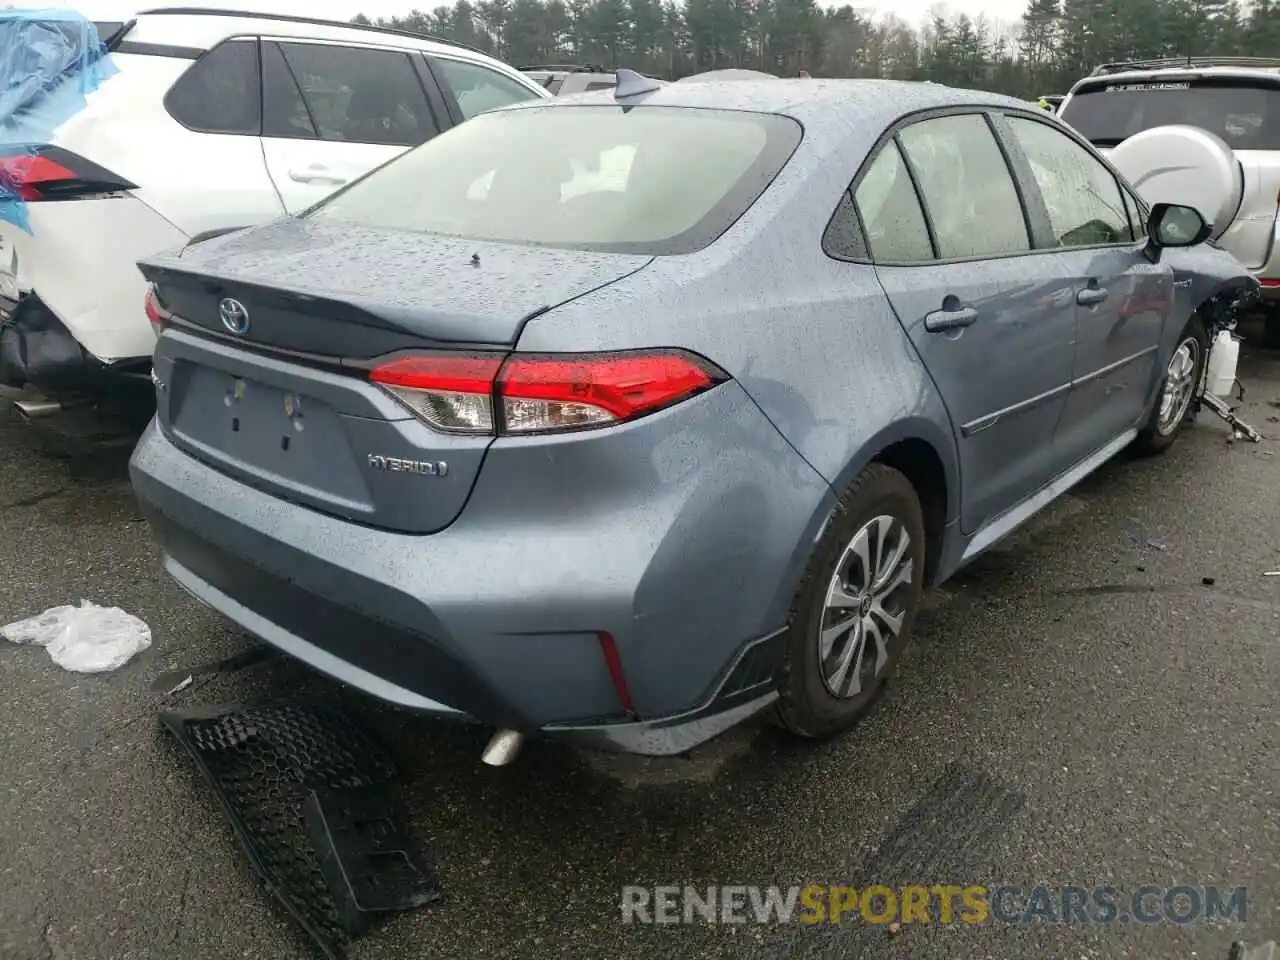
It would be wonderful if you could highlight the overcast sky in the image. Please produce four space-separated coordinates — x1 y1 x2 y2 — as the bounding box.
45 0 1028 34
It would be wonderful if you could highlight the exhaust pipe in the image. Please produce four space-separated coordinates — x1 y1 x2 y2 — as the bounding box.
481 729 524 767
12 398 61 420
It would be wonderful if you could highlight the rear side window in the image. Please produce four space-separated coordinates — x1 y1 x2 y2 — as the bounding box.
853 139 933 262
432 57 540 119
1061 78 1280 149
166 38 261 135
308 105 802 256
277 43 438 147
898 114 1030 259
261 41 316 139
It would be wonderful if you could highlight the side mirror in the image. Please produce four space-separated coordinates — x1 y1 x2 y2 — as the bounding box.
1147 202 1213 249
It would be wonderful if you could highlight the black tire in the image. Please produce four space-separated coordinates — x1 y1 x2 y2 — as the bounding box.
772 463 926 739
1262 309 1280 350
1133 313 1208 457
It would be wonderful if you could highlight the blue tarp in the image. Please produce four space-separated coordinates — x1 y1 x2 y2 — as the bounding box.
0 8 118 232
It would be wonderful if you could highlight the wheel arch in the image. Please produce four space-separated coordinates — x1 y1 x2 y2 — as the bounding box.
826 418 960 588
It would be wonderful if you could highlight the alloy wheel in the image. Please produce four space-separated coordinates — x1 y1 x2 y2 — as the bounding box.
817 514 915 699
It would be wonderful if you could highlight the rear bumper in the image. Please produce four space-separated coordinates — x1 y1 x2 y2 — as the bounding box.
129 381 834 755
0 290 151 391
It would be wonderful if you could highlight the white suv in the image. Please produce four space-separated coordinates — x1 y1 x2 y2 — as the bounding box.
0 7 549 408
1059 57 1280 343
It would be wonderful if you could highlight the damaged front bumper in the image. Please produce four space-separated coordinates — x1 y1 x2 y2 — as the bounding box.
0 290 150 393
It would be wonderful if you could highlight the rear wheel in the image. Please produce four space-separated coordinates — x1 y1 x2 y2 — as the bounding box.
772 463 926 739
1261 307 1280 349
1133 314 1207 457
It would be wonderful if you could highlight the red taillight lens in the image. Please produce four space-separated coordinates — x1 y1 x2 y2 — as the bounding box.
144 283 171 336
0 154 77 201
368 349 727 436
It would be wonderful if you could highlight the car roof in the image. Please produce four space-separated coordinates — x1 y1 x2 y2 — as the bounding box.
1071 60 1280 90
504 76 1033 127
125 6 501 63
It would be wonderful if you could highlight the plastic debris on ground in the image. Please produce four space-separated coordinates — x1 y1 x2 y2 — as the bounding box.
161 701 440 959
1 599 151 671
0 7 119 233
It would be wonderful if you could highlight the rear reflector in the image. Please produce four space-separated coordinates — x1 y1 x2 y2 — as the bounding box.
0 146 134 202
369 349 728 436
144 283 172 337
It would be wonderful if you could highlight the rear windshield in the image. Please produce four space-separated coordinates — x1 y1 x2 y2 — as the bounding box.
307 104 802 255
1062 78 1280 149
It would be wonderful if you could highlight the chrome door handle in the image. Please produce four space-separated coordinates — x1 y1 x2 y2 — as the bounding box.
288 167 347 186
924 306 979 332
1077 286 1109 306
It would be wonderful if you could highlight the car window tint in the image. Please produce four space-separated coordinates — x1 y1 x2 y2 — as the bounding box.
278 43 438 147
823 190 868 259
584 81 616 92
433 57 539 119
261 41 317 139
899 114 1030 258
1007 116 1134 247
166 39 260 135
308 105 801 256
853 140 932 261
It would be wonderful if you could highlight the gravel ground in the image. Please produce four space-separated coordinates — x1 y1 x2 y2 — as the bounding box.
1 336 1279 960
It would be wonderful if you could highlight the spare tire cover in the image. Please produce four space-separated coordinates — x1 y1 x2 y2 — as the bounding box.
1108 124 1243 241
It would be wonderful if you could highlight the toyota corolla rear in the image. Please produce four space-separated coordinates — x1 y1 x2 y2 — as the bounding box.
129 98 831 756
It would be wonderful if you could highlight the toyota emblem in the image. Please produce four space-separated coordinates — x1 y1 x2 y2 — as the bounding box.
218 298 250 334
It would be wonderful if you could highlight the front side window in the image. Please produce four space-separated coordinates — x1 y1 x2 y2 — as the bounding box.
1006 115 1133 248
276 43 437 147
308 105 801 255
165 38 260 135
853 140 933 262
432 57 540 120
898 114 1031 259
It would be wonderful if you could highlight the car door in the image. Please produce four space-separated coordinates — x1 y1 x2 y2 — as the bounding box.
427 54 548 122
858 112 1080 535
998 111 1172 471
259 39 447 213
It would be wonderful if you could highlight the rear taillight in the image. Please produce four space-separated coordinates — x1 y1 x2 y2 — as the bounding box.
144 283 171 337
0 147 134 202
369 350 728 436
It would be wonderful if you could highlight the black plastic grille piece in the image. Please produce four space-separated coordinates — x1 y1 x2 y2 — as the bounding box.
162 702 440 959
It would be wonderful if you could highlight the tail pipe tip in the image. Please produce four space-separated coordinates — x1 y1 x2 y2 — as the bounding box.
481 729 525 767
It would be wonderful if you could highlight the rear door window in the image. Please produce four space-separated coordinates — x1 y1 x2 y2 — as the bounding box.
1006 115 1135 247
898 114 1031 259
852 140 933 262
261 41 317 139
165 38 261 135
1061 78 1280 149
431 57 540 119
276 42 438 147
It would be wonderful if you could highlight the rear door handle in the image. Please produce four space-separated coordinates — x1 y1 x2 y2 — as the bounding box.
924 305 979 332
288 166 347 186
1077 286 1109 306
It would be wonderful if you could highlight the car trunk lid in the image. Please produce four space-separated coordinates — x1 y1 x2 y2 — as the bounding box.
142 218 653 534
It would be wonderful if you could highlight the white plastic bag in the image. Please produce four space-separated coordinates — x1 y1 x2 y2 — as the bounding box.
2 600 152 672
